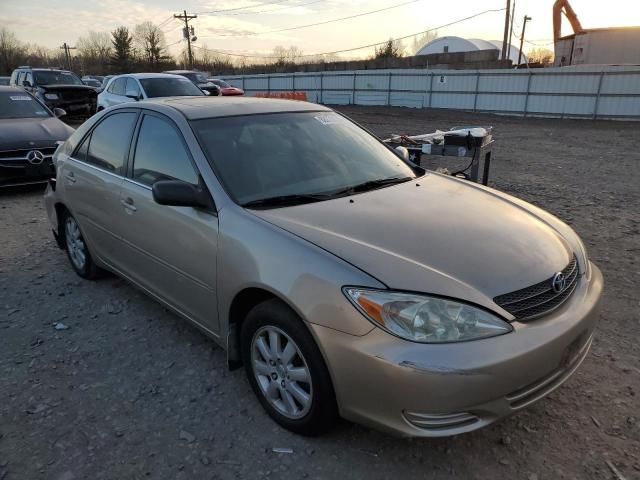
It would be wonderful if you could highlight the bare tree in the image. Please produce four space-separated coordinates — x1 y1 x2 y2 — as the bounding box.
77 31 112 74
411 31 438 54
134 22 169 71
527 47 554 66
0 27 27 75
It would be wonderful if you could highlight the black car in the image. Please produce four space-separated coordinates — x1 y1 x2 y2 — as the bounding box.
0 86 74 187
162 70 220 95
9 67 98 120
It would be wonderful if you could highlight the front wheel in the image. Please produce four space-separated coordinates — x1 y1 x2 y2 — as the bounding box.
241 300 338 435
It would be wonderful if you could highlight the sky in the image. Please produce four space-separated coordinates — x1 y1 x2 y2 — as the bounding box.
1 0 639 59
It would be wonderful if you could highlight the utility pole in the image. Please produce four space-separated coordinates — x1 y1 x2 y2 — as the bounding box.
507 0 516 61
59 43 76 70
175 10 197 69
501 0 511 61
518 15 532 65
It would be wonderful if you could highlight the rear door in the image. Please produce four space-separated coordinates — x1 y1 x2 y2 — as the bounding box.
60 111 138 263
111 111 220 332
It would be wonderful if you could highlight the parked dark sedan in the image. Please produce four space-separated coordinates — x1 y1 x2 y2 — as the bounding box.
0 86 73 187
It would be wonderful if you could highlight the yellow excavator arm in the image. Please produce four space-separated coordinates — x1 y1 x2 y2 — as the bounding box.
553 0 585 41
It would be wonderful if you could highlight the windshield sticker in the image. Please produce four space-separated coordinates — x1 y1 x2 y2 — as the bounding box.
9 96 33 101
314 113 341 125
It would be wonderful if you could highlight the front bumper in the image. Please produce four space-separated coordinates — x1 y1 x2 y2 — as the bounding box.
312 263 603 437
44 97 96 117
0 159 55 187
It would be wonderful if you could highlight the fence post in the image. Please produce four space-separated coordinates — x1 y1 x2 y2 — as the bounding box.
387 72 392 106
320 72 324 104
292 73 296 93
242 76 245 92
473 72 480 112
593 71 605 120
523 72 532 117
427 72 434 108
352 72 356 105
267 75 271 95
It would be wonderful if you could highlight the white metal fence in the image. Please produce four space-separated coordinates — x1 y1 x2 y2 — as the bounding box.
223 65 640 120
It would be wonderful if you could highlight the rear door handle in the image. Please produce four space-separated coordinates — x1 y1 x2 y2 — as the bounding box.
65 172 76 183
121 197 137 212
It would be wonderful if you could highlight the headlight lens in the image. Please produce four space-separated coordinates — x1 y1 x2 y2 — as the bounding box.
44 93 59 100
344 288 512 343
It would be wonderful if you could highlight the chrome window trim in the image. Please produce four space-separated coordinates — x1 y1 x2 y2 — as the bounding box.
67 155 124 180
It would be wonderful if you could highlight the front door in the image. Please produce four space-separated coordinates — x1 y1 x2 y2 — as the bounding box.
112 112 220 332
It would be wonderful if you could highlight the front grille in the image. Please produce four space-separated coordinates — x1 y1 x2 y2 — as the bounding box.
58 90 95 101
0 147 57 161
494 256 578 320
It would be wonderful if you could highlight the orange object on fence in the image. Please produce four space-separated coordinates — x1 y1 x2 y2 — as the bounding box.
254 92 307 101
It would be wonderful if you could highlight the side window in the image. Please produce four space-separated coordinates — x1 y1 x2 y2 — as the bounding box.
110 78 126 96
132 115 199 186
74 134 90 162
17 72 25 86
85 112 137 174
125 78 140 97
25 72 33 86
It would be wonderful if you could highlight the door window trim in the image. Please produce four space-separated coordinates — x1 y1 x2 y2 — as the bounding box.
69 109 140 177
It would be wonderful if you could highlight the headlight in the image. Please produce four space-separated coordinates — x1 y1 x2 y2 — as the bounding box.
343 288 512 343
44 93 59 100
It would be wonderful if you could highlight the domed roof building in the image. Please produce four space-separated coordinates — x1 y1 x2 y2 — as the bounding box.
416 36 526 64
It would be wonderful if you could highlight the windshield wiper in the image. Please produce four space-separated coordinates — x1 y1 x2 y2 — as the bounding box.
242 193 333 209
330 176 414 196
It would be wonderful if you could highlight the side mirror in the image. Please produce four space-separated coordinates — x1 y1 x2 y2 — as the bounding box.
125 91 140 101
152 180 214 210
395 146 410 162
53 108 66 118
23 80 32 88
203 89 211 96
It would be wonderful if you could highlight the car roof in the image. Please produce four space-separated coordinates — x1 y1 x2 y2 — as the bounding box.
134 96 331 120
115 73 189 80
163 70 199 74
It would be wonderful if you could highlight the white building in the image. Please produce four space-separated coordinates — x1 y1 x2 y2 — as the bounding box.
554 27 640 66
416 36 526 64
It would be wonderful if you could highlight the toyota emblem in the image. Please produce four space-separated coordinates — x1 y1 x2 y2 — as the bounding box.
551 272 567 293
26 150 45 165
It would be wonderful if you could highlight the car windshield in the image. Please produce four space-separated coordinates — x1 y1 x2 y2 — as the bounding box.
34 71 83 86
181 72 208 83
212 79 230 88
192 111 418 207
139 78 204 98
0 92 51 119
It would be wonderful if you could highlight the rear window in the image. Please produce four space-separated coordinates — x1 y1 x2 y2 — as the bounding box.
139 78 204 98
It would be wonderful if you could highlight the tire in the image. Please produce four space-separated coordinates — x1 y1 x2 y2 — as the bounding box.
241 299 338 436
62 212 101 279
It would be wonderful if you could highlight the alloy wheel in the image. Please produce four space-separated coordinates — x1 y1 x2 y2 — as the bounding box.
250 325 313 419
65 216 86 271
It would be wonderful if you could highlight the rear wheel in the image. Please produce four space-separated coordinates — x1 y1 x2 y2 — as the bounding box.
241 299 338 435
63 212 101 279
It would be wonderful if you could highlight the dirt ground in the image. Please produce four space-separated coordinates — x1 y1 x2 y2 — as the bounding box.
1 106 639 480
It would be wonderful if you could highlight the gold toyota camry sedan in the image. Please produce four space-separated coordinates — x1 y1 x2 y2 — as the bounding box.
45 97 603 437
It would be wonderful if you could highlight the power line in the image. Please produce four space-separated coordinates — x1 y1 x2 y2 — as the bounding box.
201 0 423 38
157 15 175 28
192 8 505 59
196 0 290 15
215 0 325 16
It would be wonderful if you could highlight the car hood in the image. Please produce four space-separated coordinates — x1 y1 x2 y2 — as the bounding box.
0 117 73 150
252 174 575 316
40 84 97 94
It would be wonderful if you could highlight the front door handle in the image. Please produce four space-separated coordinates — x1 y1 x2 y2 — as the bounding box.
65 172 76 183
121 197 137 212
